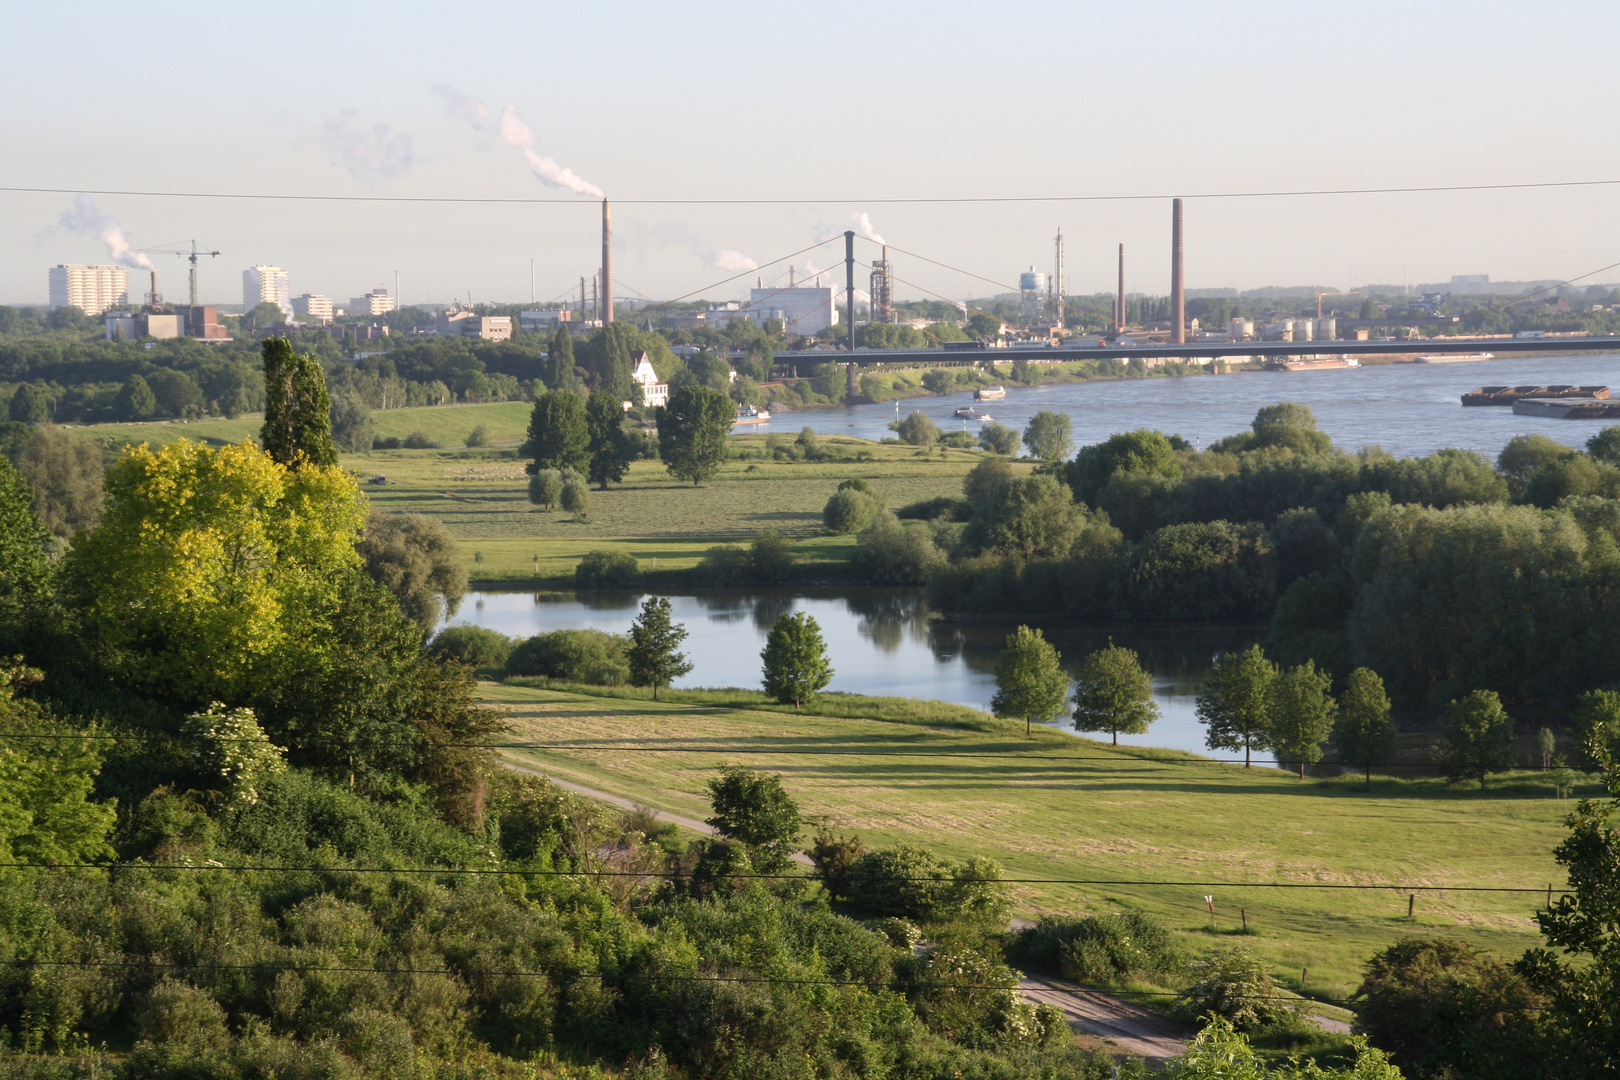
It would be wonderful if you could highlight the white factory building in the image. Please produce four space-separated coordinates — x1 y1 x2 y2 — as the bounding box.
709 284 839 336
243 265 291 315
48 264 128 316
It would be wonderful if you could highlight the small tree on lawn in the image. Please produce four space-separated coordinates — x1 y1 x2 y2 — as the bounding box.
1071 641 1158 745
761 611 833 708
657 384 733 485
1270 660 1337 779
1436 689 1517 790
627 596 692 701
1197 644 1276 767
705 766 802 873
1334 667 1398 789
991 625 1069 738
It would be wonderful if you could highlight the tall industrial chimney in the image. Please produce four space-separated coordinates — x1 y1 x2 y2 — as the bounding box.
1116 243 1125 333
1171 199 1185 345
602 198 614 324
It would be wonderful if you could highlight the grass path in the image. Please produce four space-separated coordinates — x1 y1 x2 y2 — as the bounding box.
481 681 1575 1007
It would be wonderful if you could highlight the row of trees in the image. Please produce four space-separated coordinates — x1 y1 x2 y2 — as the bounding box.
523 382 735 492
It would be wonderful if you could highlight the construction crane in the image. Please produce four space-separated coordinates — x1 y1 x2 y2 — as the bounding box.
1316 290 1361 318
135 240 221 307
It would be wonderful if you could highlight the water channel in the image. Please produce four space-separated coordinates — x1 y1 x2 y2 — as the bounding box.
772 351 1620 459
449 588 1268 760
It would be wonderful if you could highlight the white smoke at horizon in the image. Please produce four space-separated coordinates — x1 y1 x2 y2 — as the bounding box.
814 212 886 246
322 110 414 185
650 223 759 271
58 196 154 270
433 86 603 197
496 105 605 198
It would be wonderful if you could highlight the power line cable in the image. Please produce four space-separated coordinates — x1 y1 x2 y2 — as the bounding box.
0 862 1566 893
0 957 1359 1005
7 177 1620 205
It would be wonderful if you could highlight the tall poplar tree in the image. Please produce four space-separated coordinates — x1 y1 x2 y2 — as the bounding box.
585 391 634 490
260 337 337 467
522 391 590 476
546 324 578 393
1334 667 1398 789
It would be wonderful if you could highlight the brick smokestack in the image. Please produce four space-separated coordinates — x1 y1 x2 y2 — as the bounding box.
602 198 614 324
1171 198 1184 344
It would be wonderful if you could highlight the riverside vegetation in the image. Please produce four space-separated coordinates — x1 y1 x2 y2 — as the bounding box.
0 336 1457 1079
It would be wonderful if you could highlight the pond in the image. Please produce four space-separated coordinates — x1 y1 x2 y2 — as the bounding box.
446 587 1271 760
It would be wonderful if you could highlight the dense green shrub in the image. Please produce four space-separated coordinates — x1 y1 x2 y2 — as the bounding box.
896 495 971 522
574 548 641 588
854 514 948 584
846 843 1012 926
1009 912 1182 983
402 430 440 449
824 485 885 534
428 625 514 668
505 628 631 684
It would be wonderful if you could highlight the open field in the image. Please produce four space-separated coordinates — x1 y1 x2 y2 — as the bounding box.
354 434 996 583
68 400 534 451
481 680 1581 1009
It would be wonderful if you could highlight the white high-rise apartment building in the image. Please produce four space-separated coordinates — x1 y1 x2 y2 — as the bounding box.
243 265 291 315
349 289 396 317
48 265 128 316
291 294 334 321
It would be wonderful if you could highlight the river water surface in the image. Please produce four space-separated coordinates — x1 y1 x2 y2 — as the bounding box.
450 588 1267 760
774 352 1620 459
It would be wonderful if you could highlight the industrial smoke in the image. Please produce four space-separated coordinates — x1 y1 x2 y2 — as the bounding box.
816 213 885 246
59 196 154 271
433 86 603 198
649 223 759 271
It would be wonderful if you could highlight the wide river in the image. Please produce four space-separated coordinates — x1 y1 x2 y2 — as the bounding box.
773 351 1620 459
449 588 1266 760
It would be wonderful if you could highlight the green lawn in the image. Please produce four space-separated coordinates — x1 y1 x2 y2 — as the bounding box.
70 400 535 451
482 681 1580 1009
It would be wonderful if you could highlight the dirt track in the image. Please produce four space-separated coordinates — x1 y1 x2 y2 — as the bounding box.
1018 975 1191 1060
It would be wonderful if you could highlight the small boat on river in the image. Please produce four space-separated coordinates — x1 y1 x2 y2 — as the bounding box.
953 407 992 420
975 385 1007 401
734 406 771 424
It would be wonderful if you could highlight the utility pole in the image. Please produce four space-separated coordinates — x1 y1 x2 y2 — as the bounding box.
845 230 856 353
1053 228 1065 329
394 269 399 309
601 198 614 324
530 260 535 305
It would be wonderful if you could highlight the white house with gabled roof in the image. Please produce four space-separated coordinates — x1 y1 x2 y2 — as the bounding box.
630 350 669 408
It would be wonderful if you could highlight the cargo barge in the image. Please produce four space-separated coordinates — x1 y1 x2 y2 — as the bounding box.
1266 355 1359 371
1462 385 1609 406
1415 352 1495 363
1512 397 1620 419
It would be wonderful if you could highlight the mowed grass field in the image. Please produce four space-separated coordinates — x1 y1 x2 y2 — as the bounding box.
482 681 1578 1008
71 400 534 451
356 433 999 582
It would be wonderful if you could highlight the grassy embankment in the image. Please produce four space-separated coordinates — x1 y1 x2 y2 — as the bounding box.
481 679 1585 1014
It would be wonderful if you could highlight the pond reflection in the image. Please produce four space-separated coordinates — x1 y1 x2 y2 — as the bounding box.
445 588 1268 757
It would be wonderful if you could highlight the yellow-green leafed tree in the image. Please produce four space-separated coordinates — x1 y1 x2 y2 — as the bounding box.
68 438 366 703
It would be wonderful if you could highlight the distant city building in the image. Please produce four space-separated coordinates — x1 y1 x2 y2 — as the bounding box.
243 266 291 315
49 264 128 316
731 285 838 336
629 351 669 408
436 307 512 341
520 309 572 332
349 289 396 317
291 294 334 321
180 306 228 340
1451 275 1490 295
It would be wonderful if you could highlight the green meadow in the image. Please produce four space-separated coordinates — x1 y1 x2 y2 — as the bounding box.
482 680 1582 1010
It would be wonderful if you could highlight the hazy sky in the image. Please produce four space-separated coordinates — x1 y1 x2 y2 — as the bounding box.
5 0 1617 308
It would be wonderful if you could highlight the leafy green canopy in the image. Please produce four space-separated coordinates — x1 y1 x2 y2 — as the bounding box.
1333 667 1398 787
1071 642 1159 744
522 389 590 475
705 766 801 872
656 384 733 485
761 611 833 707
1435 689 1517 789
627 595 692 700
991 625 1069 737
1195 644 1276 767
259 337 337 467
67 439 367 704
0 661 115 864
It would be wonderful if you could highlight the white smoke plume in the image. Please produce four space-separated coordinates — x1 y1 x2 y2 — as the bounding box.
58 196 154 270
432 85 603 198
322 110 414 184
649 223 759 271
496 105 604 198
431 84 490 125
814 212 886 246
